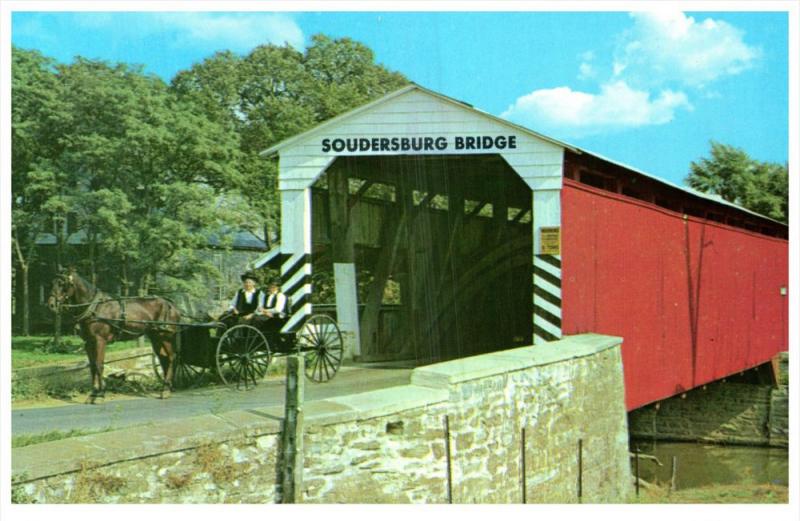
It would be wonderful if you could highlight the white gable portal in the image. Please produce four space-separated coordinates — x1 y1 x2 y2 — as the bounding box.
265 85 565 348
265 86 566 192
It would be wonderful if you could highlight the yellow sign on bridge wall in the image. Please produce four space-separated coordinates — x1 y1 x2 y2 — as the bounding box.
540 227 561 255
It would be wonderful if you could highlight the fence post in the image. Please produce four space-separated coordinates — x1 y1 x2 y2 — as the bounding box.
670 456 677 492
577 438 583 503
443 415 452 504
281 355 305 503
520 427 527 504
635 446 640 497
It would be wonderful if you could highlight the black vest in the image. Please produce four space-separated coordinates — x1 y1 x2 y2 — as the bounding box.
234 288 263 315
265 292 288 315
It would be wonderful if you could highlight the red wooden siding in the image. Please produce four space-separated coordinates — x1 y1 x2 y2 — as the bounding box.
561 179 788 411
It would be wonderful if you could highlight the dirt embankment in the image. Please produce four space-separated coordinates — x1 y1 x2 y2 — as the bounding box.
12 347 157 409
635 483 787 504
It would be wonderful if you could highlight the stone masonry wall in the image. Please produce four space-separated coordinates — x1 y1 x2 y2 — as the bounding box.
628 353 789 448
12 412 284 504
300 399 451 502
770 351 790 445
13 334 631 504
441 345 630 503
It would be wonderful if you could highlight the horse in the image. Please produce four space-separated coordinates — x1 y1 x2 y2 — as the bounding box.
48 268 181 402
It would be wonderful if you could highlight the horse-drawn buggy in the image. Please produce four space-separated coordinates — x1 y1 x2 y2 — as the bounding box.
48 268 344 402
156 313 344 390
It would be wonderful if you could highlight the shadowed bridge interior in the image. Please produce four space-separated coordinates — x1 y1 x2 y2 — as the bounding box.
310 154 533 364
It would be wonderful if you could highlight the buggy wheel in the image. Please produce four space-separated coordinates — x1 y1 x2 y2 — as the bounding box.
215 324 272 390
151 351 205 390
297 314 343 383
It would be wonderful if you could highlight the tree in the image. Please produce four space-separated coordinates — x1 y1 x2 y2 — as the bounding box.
12 35 409 332
12 48 245 314
686 141 788 223
304 34 408 121
53 58 244 298
11 47 71 334
170 35 409 246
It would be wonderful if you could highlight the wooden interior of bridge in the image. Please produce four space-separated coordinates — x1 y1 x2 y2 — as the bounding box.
310 154 533 363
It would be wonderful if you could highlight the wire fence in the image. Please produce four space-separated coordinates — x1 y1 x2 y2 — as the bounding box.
13 350 153 378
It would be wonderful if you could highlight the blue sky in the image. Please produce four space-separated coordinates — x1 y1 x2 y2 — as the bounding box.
10 9 790 187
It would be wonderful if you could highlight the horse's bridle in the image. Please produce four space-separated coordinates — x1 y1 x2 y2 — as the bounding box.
48 275 71 312
49 274 95 313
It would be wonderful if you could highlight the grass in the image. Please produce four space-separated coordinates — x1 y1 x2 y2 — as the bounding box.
11 334 159 402
11 333 283 404
11 372 77 402
12 335 143 370
12 368 163 403
633 482 788 504
12 427 115 448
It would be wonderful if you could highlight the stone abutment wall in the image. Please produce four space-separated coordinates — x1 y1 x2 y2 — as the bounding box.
628 352 789 447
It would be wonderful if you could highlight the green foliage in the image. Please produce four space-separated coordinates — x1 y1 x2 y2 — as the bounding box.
11 474 37 504
311 270 336 304
11 48 67 187
40 336 83 354
311 268 401 305
12 47 243 299
11 487 35 504
304 34 408 121
12 369 94 401
11 50 72 334
12 35 408 316
171 35 409 246
11 373 47 401
686 141 788 223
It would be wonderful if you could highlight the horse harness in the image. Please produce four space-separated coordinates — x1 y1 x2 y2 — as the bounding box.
62 286 175 335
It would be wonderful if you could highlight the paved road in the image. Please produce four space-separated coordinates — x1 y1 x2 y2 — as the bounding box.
12 366 412 436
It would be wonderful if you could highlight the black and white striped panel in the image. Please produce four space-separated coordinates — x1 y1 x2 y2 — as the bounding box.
533 254 562 343
280 253 312 333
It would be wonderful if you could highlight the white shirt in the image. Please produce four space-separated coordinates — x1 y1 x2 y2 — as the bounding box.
264 292 287 316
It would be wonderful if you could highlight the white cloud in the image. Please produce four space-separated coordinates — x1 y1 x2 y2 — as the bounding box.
578 50 596 80
501 11 758 136
152 13 305 51
62 12 305 53
500 80 692 137
614 12 761 88
578 62 596 80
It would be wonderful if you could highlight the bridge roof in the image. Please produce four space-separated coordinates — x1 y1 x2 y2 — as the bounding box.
260 83 577 157
260 83 785 229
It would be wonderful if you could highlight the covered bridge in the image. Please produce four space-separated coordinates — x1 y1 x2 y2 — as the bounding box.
257 84 788 411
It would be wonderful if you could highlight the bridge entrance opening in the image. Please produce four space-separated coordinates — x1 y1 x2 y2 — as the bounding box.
310 154 533 364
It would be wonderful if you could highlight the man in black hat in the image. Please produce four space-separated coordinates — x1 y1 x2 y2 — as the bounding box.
221 271 265 328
